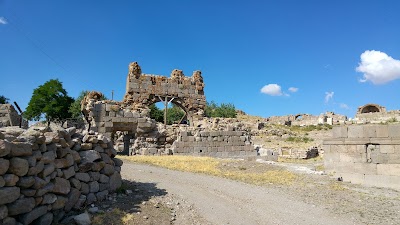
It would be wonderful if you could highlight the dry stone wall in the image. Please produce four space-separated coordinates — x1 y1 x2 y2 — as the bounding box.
323 124 400 190
0 124 122 225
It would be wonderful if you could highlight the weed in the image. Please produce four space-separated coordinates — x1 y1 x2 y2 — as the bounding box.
92 208 134 225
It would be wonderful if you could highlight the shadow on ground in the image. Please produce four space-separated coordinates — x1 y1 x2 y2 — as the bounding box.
90 179 171 225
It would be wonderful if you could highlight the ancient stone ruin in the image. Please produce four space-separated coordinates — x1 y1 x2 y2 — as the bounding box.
354 103 400 123
323 124 400 190
266 112 347 126
0 124 122 224
0 104 28 129
82 62 256 157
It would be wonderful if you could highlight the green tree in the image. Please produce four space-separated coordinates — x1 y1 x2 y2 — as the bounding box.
69 91 107 120
149 104 164 123
25 79 74 124
204 101 237 118
0 95 9 104
149 103 185 125
166 104 185 125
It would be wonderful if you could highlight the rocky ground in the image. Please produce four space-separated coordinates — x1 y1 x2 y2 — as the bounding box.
82 158 400 225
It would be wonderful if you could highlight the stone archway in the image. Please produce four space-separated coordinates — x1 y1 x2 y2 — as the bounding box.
123 62 206 126
357 104 386 114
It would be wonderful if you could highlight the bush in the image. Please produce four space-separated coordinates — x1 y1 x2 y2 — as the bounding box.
0 95 9 104
204 101 236 118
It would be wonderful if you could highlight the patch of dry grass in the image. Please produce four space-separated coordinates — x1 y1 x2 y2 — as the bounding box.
92 208 134 225
119 155 298 185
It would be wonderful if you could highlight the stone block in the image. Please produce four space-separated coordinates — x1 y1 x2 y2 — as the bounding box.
332 126 348 138
347 125 364 138
380 145 395 154
388 124 400 138
376 125 389 138
363 125 377 138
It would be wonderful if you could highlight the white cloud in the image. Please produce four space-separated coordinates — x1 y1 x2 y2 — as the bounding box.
340 103 349 109
325 91 334 103
0 17 7 25
356 50 400 84
288 87 298 93
261 84 283 96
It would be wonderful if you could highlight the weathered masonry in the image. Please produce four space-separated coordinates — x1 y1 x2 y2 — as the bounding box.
124 62 206 125
172 129 254 157
323 124 400 190
0 104 27 128
354 103 400 123
82 61 256 157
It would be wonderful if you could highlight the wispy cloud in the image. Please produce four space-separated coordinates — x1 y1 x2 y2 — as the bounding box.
288 87 298 93
0 17 7 25
261 84 283 96
356 50 400 84
339 103 349 109
325 91 334 103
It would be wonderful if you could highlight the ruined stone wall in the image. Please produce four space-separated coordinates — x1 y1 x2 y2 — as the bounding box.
0 104 27 128
323 124 400 190
354 110 400 124
81 97 156 139
124 62 206 125
171 129 256 158
0 125 122 224
354 103 400 123
266 112 346 126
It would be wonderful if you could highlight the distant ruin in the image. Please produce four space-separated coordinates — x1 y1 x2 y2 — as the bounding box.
354 103 400 123
266 112 347 126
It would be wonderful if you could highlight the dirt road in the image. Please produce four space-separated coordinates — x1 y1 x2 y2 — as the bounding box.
121 162 360 225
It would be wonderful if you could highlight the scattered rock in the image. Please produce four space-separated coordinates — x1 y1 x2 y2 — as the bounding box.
74 212 91 225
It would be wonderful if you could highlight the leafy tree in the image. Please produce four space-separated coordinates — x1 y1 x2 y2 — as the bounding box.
25 79 74 124
69 90 107 120
149 103 185 125
149 104 164 123
166 104 185 125
204 101 237 118
0 95 9 104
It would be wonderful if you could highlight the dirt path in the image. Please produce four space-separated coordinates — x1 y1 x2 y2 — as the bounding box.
121 162 360 225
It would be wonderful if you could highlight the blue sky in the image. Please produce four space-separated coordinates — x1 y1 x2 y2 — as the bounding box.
1 0 400 118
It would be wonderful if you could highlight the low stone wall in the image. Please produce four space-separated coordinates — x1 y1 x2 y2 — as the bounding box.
323 124 400 190
0 125 122 224
171 129 256 157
